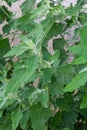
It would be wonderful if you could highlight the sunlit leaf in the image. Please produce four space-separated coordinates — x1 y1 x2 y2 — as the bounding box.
5 55 38 95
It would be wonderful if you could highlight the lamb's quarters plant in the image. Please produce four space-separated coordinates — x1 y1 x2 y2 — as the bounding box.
1 0 87 130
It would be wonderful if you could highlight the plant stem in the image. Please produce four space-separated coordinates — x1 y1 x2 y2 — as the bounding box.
0 6 10 18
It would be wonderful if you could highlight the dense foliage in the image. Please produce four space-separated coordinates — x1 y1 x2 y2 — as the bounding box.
0 0 87 130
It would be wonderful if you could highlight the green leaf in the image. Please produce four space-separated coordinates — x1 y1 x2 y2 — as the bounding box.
71 56 87 65
29 0 50 20
47 23 65 39
28 88 49 108
69 45 82 56
50 83 64 95
75 26 87 58
53 38 66 61
56 94 74 112
28 88 42 105
0 6 12 23
51 51 60 60
66 5 82 16
62 128 70 130
39 90 49 108
0 113 12 130
21 0 36 14
3 23 11 35
70 34 87 59
0 38 10 58
4 39 36 57
80 93 87 109
20 110 30 129
30 103 51 130
4 42 26 57
27 23 44 44
1 1 87 129
11 106 23 130
80 26 87 47
13 13 35 32
79 12 87 24
79 109 87 119
49 112 62 129
0 124 12 130
62 111 77 130
43 68 52 85
6 0 17 6
42 47 51 60
64 71 87 92
56 65 75 85
77 0 87 5
5 55 38 96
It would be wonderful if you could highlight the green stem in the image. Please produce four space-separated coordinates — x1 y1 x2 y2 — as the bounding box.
0 6 10 18
77 15 87 20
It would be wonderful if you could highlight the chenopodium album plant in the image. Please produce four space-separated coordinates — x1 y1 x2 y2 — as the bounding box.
0 0 87 130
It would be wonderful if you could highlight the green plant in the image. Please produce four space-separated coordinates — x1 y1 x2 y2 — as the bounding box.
0 0 87 130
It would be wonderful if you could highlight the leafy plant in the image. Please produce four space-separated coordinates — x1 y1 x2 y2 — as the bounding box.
0 0 87 130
